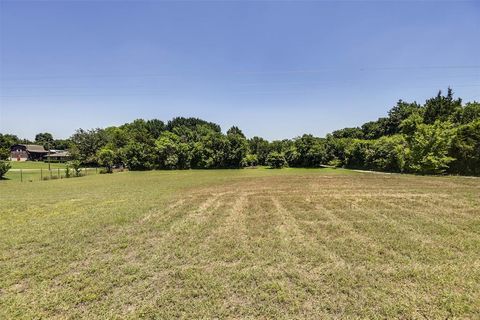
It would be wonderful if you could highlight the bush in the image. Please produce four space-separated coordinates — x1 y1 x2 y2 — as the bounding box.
241 154 258 167
328 159 342 168
0 148 10 161
69 160 83 177
266 152 287 169
0 161 11 179
99 168 110 174
97 148 115 173
65 164 71 178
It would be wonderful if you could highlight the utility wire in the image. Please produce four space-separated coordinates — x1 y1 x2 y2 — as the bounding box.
1 65 479 81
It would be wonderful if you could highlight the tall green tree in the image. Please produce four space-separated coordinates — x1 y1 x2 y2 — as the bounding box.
167 117 221 133
449 119 480 175
459 102 480 124
405 121 456 174
121 142 155 171
368 135 407 172
154 131 191 169
225 126 249 168
70 128 108 164
96 148 116 173
361 118 389 140
331 127 364 139
0 146 11 179
423 88 462 124
0 133 19 150
292 134 327 167
146 119 166 139
122 119 153 144
248 136 270 165
192 130 229 168
324 135 351 166
226 126 246 138
386 100 422 134
399 112 424 136
345 140 373 169
266 152 287 169
35 132 54 149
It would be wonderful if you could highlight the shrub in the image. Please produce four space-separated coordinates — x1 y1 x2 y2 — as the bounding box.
97 148 115 173
328 158 342 168
0 148 10 160
69 160 83 177
266 152 287 169
65 164 71 178
0 161 11 179
241 154 258 167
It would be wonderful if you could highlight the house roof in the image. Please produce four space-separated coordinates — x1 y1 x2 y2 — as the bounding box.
45 151 70 157
24 145 47 153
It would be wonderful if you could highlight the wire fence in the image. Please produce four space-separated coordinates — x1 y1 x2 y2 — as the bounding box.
6 167 100 182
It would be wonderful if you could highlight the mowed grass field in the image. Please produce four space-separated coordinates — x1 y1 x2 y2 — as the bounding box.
1 168 479 318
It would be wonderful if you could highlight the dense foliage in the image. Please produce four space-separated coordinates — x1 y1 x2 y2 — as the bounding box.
1 89 479 175
0 159 11 179
266 152 287 169
322 88 479 175
0 138 12 178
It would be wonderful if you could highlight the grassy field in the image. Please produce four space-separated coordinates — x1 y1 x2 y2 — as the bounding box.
1 168 479 318
8 161 67 169
4 161 98 182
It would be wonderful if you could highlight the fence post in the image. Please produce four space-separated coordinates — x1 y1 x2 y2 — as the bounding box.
58 168 60 178
20 169 23 182
50 169 52 179
40 168 43 180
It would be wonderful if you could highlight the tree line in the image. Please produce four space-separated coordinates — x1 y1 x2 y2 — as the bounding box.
1 88 479 178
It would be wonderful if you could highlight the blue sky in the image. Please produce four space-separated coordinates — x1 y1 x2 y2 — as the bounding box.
0 0 479 141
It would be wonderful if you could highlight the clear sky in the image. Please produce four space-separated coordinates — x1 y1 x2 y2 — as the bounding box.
0 0 479 141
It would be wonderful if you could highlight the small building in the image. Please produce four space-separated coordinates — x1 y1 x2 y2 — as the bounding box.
44 151 72 162
10 144 48 161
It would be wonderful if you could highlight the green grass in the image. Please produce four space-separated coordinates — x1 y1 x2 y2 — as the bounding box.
1 168 479 318
4 162 98 182
8 161 67 169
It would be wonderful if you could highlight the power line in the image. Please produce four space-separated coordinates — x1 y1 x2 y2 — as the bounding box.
2 84 480 98
1 65 479 81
